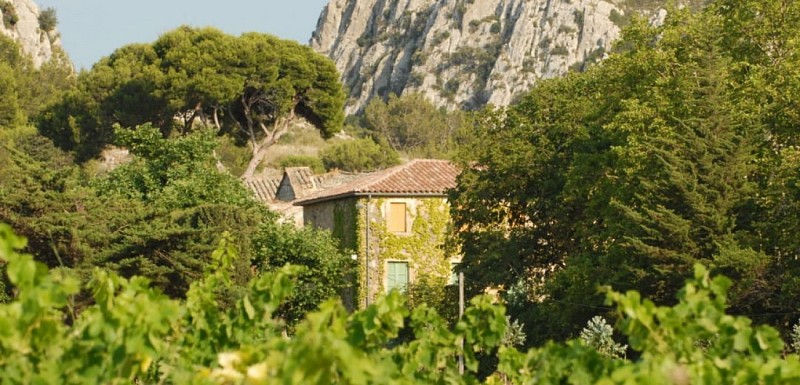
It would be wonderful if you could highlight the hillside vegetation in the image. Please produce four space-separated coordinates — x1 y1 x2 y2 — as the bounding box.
0 0 799 382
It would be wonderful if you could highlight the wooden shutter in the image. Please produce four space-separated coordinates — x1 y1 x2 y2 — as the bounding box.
386 261 409 292
388 202 407 232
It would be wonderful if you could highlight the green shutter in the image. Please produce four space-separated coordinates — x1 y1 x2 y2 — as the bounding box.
387 261 409 293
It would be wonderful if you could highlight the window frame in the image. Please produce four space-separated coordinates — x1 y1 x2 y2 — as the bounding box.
385 260 410 293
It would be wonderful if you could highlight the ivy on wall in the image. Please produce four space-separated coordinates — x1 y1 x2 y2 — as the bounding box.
348 197 453 307
332 198 358 251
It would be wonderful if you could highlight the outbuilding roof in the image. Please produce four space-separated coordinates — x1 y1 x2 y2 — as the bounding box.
244 167 362 204
243 177 281 202
294 159 460 206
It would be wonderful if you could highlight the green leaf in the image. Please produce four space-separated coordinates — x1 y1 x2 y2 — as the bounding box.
243 295 255 320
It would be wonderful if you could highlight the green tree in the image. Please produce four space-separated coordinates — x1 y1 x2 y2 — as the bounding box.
252 222 355 327
38 27 345 175
93 124 272 297
0 124 273 299
451 4 790 343
231 32 346 177
0 63 23 127
364 93 466 157
0 126 106 270
37 7 57 31
38 43 167 160
0 34 73 129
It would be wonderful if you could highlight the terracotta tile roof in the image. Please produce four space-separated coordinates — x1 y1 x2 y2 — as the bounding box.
294 159 460 206
244 177 281 203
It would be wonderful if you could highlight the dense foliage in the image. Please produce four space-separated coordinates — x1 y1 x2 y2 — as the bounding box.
0 34 73 127
452 0 800 343
1 124 262 297
4 225 800 384
363 93 466 158
319 137 400 172
252 221 356 326
0 123 352 310
3 0 800 382
0 25 351 324
37 7 57 31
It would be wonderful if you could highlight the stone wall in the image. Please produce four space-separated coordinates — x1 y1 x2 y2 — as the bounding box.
303 195 456 308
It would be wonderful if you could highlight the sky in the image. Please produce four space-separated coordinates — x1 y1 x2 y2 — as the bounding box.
36 0 331 70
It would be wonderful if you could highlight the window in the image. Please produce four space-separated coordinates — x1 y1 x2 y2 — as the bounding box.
387 202 407 233
386 261 409 293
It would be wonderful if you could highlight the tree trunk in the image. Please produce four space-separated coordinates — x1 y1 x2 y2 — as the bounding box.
241 145 268 179
240 115 295 179
212 107 222 131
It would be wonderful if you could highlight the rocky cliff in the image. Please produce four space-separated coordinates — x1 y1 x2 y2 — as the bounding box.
312 0 670 114
0 0 65 68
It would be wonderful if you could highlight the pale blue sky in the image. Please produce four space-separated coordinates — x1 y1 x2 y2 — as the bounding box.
36 0 330 70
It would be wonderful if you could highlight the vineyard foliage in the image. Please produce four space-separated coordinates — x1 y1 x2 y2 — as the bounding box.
2 224 800 384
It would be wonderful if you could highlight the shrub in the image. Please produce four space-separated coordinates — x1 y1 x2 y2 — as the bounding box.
792 319 800 353
573 9 585 28
251 221 355 327
609 9 630 28
407 276 459 324
215 135 250 176
1 1 18 28
579 316 627 359
276 155 325 174
442 78 460 98
320 137 400 172
550 45 570 56
431 31 450 46
407 71 425 87
38 7 58 32
558 24 577 34
468 19 481 32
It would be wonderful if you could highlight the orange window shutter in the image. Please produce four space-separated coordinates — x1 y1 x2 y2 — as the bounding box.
388 202 407 232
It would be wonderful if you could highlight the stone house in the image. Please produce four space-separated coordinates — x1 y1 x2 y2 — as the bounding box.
293 159 461 307
244 167 360 226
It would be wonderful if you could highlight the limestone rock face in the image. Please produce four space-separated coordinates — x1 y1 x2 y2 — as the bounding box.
311 0 664 114
0 0 64 68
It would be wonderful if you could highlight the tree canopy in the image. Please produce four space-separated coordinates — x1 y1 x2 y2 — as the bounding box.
451 1 800 344
38 26 345 175
0 34 73 129
363 93 466 158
